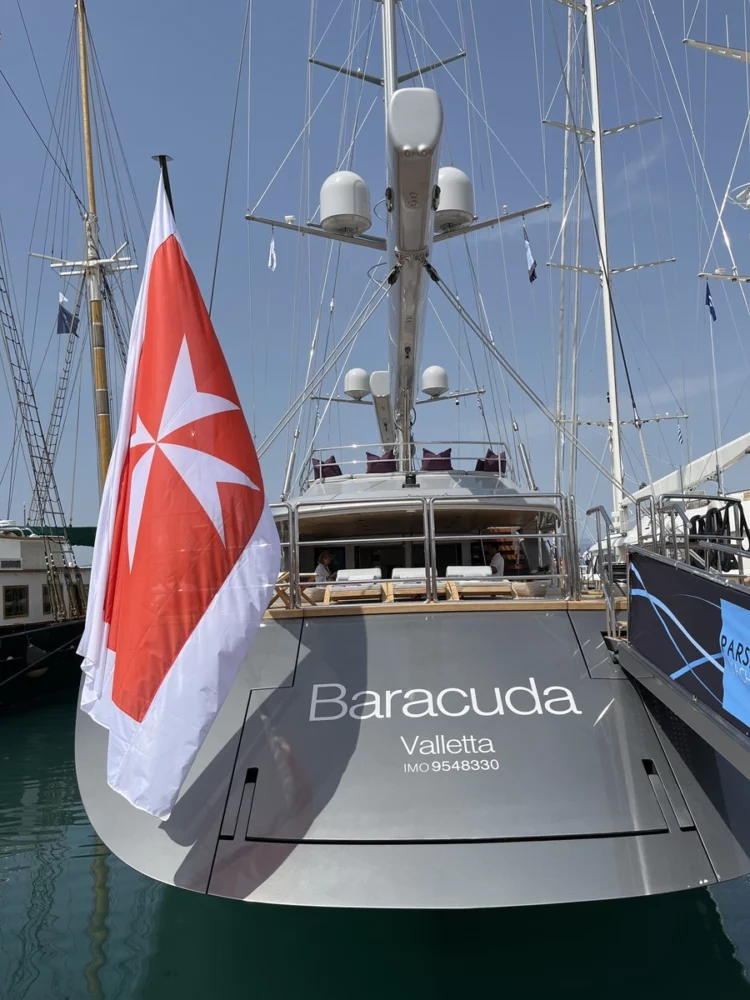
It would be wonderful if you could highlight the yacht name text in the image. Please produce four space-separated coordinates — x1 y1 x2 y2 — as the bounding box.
309 680 581 721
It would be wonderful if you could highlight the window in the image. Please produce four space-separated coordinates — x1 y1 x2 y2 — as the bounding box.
42 584 52 616
4 585 29 619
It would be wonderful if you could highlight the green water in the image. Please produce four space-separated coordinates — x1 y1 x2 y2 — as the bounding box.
2 693 750 999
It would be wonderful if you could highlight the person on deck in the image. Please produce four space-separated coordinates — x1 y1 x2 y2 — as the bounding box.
315 550 334 585
486 541 505 576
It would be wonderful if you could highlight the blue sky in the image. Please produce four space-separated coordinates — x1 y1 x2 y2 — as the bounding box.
1 0 750 542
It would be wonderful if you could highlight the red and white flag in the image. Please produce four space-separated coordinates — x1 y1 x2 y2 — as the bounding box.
78 175 280 819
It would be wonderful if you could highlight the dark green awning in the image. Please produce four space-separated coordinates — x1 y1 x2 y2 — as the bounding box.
27 525 96 547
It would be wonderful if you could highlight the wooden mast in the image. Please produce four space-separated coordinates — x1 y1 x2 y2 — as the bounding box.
75 0 113 490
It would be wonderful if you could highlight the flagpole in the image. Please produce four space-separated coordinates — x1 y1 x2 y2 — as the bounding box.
152 154 176 217
75 0 114 493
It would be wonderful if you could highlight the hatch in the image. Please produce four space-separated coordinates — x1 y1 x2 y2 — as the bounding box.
221 611 671 844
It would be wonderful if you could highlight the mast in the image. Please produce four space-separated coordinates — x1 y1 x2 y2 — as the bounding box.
568 70 585 499
76 0 113 491
381 0 398 106
379 0 442 469
553 6 575 494
584 0 625 531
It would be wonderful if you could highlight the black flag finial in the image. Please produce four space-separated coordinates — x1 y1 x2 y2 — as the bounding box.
151 154 175 217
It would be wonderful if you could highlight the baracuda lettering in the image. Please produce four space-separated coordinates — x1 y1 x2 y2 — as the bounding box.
309 680 581 721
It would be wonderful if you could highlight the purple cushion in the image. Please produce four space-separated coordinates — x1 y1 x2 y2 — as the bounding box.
312 455 342 479
366 449 397 474
475 449 507 475
421 447 453 471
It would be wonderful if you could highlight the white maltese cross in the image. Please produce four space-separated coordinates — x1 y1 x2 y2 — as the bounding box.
126 337 258 567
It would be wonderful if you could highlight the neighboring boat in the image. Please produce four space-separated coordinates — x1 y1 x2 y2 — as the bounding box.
0 0 135 705
0 521 89 706
615 30 750 827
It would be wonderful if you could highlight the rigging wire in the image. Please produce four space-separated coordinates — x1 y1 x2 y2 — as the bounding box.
258 276 392 458
442 241 494 446
452 1 514 463
466 1 535 461
208 0 253 317
14 5 82 212
86 28 147 239
546 3 653 487
640 0 750 461
249 15 376 216
0 68 84 212
429 265 636 500
292 1 377 489
601 13 675 481
612 4 686 472
401 8 546 201
645 0 750 314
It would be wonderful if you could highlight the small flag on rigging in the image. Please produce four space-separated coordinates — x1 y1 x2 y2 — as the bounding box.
677 421 684 446
706 282 717 322
57 292 79 336
522 223 537 283
268 230 277 272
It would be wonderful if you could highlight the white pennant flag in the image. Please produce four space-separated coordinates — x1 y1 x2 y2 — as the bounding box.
268 233 277 271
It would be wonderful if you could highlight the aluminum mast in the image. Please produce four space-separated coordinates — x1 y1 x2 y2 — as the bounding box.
584 0 625 531
381 0 443 467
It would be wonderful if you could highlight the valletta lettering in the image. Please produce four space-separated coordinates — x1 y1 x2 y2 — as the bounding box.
400 734 495 755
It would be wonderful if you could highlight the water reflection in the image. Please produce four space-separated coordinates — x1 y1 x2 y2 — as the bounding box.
1 692 749 999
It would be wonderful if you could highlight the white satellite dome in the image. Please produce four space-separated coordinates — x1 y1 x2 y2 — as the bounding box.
320 171 372 235
434 166 474 232
344 368 371 400
421 365 449 397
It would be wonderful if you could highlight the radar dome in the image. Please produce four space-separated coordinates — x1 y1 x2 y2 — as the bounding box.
344 368 371 400
434 166 474 232
320 171 372 235
421 365 449 397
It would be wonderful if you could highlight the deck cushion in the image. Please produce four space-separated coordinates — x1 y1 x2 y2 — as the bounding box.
366 449 397 474
421 447 452 471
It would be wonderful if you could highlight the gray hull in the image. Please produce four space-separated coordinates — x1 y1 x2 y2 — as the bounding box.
75 608 750 907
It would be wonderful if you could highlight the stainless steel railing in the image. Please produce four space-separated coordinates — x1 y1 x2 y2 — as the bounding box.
268 492 589 610
302 439 514 485
586 505 618 636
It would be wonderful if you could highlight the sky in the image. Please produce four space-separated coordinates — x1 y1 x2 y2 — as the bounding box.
1 0 750 546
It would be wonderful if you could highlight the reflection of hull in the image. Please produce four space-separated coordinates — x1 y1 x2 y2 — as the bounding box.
75 605 750 908
0 618 84 708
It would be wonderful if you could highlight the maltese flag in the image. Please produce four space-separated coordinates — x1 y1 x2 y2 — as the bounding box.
78 174 280 819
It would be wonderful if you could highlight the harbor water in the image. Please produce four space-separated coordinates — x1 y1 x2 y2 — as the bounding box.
2 690 750 999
